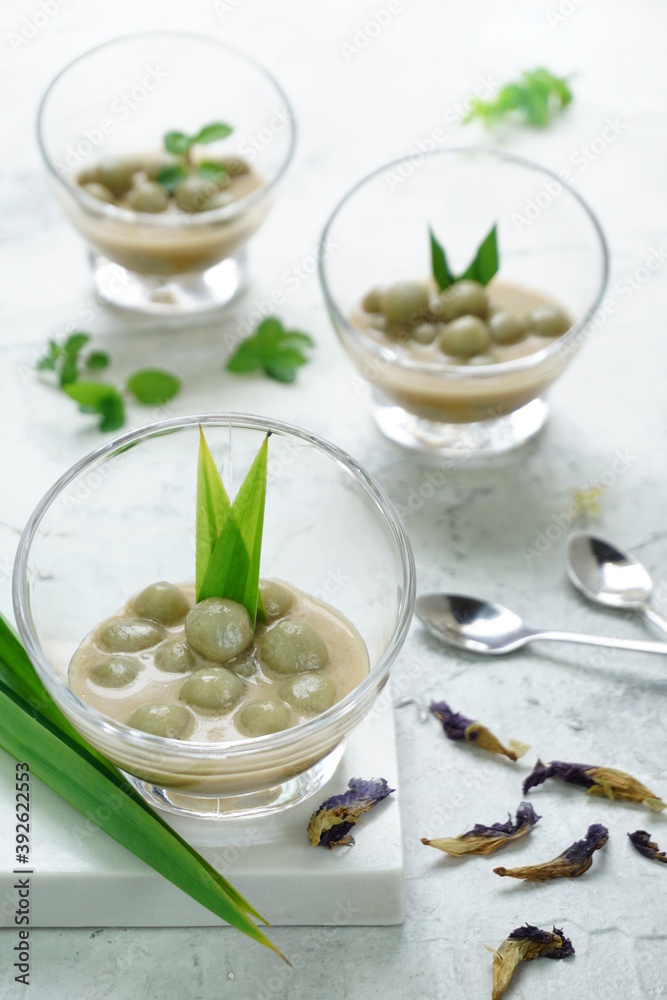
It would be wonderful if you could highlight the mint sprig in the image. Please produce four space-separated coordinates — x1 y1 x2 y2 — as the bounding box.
227 318 315 384
163 122 234 159
464 68 573 129
36 334 181 432
430 224 499 291
36 333 110 387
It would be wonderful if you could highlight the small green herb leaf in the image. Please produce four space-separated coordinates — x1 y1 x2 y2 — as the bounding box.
126 369 182 406
60 332 91 386
194 122 234 145
264 349 309 384
196 426 232 600
36 340 61 372
464 68 573 129
430 224 499 290
459 224 499 286
430 228 457 291
86 351 110 371
157 164 189 191
164 131 192 156
199 434 269 625
226 317 315 384
64 381 125 432
196 161 229 184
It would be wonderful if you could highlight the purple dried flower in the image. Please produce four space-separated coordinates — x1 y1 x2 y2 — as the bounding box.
429 700 474 740
628 830 667 864
422 802 540 857
494 822 608 881
307 777 395 849
492 924 575 999
523 759 665 811
429 700 529 762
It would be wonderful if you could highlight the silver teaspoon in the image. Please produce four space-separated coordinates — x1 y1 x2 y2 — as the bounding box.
416 593 667 656
566 532 667 639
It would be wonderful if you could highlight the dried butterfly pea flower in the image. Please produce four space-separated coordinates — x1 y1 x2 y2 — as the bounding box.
494 822 608 881
491 924 574 1000
429 700 529 762
421 801 540 857
628 830 667 864
307 777 395 849
523 759 666 811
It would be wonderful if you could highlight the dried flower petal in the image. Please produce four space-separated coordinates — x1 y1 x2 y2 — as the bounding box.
494 822 608 881
422 802 540 857
492 924 575 1000
307 777 395 849
429 701 529 762
628 830 667 864
524 759 666 811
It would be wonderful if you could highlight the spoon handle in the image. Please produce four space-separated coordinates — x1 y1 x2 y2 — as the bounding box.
641 605 667 640
531 629 667 655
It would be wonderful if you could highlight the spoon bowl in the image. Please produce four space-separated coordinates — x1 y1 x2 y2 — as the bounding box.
566 532 667 639
416 594 528 654
566 532 653 608
416 592 667 657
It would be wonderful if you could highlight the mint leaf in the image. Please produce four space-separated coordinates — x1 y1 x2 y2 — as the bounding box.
157 164 189 191
430 228 457 291
60 332 91 386
36 340 61 372
86 351 110 371
196 161 228 184
226 341 263 373
194 123 234 145
164 132 192 156
126 369 181 405
226 317 315 383
263 349 308 383
64 382 125 432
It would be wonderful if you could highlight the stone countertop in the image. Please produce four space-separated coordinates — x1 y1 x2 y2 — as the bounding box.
1 0 667 996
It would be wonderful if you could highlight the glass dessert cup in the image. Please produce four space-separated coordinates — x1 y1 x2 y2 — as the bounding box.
13 415 415 821
37 33 295 315
319 149 609 457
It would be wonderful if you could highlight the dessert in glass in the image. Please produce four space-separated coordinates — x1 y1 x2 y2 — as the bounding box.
319 149 609 457
37 33 295 315
13 415 414 821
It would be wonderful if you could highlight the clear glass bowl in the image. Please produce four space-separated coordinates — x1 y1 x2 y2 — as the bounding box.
37 33 295 315
319 149 609 457
13 415 415 822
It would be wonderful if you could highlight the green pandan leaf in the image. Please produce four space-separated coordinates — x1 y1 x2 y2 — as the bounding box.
198 433 269 626
459 224 499 286
430 223 499 291
195 426 232 600
0 615 279 955
430 227 457 291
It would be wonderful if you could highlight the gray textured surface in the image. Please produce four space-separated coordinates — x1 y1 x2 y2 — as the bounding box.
1 0 667 996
